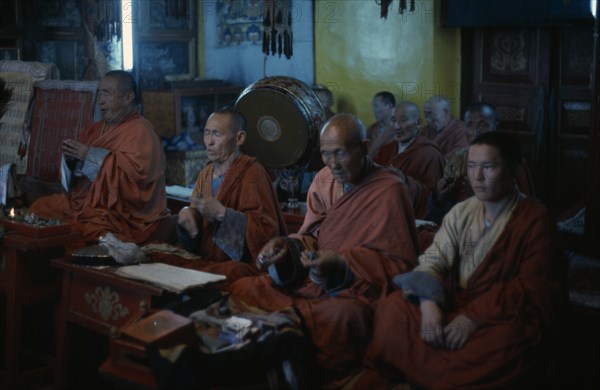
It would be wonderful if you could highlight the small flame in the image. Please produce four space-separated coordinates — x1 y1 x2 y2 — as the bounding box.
9 208 14 219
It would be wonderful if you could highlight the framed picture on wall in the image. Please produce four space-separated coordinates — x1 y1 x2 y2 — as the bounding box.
173 86 244 145
137 40 195 90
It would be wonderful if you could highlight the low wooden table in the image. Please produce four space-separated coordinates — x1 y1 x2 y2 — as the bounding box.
53 258 166 389
0 231 82 389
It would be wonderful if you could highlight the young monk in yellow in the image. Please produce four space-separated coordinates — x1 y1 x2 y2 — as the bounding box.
362 131 567 389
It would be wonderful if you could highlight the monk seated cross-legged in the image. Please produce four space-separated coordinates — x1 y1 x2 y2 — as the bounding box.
175 108 287 282
227 113 420 387
360 132 568 390
30 70 172 244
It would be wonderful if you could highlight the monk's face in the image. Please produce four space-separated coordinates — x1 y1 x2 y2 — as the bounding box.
371 96 393 123
424 100 450 132
391 104 421 143
467 144 515 202
465 109 497 142
320 125 366 185
204 113 242 163
97 76 133 124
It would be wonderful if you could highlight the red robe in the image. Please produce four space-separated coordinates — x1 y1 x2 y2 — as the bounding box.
373 135 445 219
424 117 469 161
228 164 419 380
178 154 286 281
191 154 286 262
30 111 169 244
364 197 568 389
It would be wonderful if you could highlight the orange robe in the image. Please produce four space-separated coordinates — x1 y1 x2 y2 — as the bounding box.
30 111 169 243
182 154 287 262
228 164 419 381
364 197 568 389
373 135 445 219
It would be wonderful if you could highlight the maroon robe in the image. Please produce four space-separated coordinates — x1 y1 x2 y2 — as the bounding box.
424 117 469 161
373 135 445 218
227 164 419 381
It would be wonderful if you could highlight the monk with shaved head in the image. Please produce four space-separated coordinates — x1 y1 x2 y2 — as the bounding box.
373 101 445 219
228 113 419 386
423 95 469 160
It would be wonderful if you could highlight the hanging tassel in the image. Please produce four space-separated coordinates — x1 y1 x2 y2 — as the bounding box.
410 0 415 12
263 30 269 54
380 0 392 19
399 0 407 14
277 32 282 57
262 4 271 55
271 29 277 55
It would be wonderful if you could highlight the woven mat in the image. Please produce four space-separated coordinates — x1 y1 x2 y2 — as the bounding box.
568 251 600 310
0 71 39 174
26 86 97 181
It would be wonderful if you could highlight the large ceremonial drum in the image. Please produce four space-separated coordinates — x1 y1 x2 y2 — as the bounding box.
234 76 325 168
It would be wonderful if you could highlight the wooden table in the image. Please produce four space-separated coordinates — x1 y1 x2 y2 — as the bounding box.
0 231 82 389
53 258 166 389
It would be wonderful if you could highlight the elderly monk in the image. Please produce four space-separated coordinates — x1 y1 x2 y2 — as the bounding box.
373 101 444 219
423 95 469 160
361 132 567 389
30 70 170 244
427 102 535 224
228 113 419 386
176 108 286 278
366 91 396 157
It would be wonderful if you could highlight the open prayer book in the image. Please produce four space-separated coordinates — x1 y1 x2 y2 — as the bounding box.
115 263 226 293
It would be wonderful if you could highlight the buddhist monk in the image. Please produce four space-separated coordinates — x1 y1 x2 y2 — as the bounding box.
427 102 536 223
175 108 286 280
366 91 396 157
361 131 567 389
228 113 419 387
373 101 445 219
30 70 170 244
423 95 469 160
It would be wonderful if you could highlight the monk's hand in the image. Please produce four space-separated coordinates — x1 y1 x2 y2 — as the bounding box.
435 177 455 202
177 206 201 238
62 139 89 161
193 194 226 222
256 237 288 270
443 314 479 351
300 250 345 275
420 299 445 348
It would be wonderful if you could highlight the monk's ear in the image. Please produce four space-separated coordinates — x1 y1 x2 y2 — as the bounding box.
124 90 135 104
236 130 246 146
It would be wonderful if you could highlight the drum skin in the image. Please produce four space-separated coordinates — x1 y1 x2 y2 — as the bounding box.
235 76 325 168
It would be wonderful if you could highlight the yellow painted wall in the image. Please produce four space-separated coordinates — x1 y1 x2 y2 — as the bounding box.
314 0 462 127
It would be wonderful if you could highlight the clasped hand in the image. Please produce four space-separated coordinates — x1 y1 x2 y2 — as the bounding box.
299 250 345 274
62 139 89 161
177 193 226 238
256 237 288 270
420 299 479 350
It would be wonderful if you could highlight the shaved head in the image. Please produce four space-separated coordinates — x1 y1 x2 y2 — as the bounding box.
396 101 420 120
320 113 369 184
320 113 366 149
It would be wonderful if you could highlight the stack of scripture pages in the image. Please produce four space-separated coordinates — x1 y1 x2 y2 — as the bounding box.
115 263 226 293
